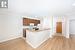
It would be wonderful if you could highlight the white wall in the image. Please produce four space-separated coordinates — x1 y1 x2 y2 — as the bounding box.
0 0 23 42
63 15 75 37
69 20 75 34
42 16 53 37
0 15 22 42
68 16 75 35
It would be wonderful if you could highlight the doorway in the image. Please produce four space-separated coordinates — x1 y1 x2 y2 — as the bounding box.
56 22 62 33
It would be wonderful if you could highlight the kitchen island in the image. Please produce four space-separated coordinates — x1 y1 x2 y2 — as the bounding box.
26 28 50 48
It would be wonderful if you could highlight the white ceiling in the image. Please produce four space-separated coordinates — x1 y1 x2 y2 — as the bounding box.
0 0 75 16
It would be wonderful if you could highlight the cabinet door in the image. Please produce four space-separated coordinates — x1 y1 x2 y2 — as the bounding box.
23 18 40 26
56 22 62 33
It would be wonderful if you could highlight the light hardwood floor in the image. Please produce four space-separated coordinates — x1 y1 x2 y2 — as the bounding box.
0 36 75 50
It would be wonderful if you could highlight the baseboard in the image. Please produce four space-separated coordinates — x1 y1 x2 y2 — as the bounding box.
0 35 22 43
66 36 69 38
70 34 75 37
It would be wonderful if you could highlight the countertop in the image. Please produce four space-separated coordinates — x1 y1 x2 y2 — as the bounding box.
26 28 50 32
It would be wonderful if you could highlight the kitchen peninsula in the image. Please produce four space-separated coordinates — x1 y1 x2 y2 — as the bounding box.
26 28 50 48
